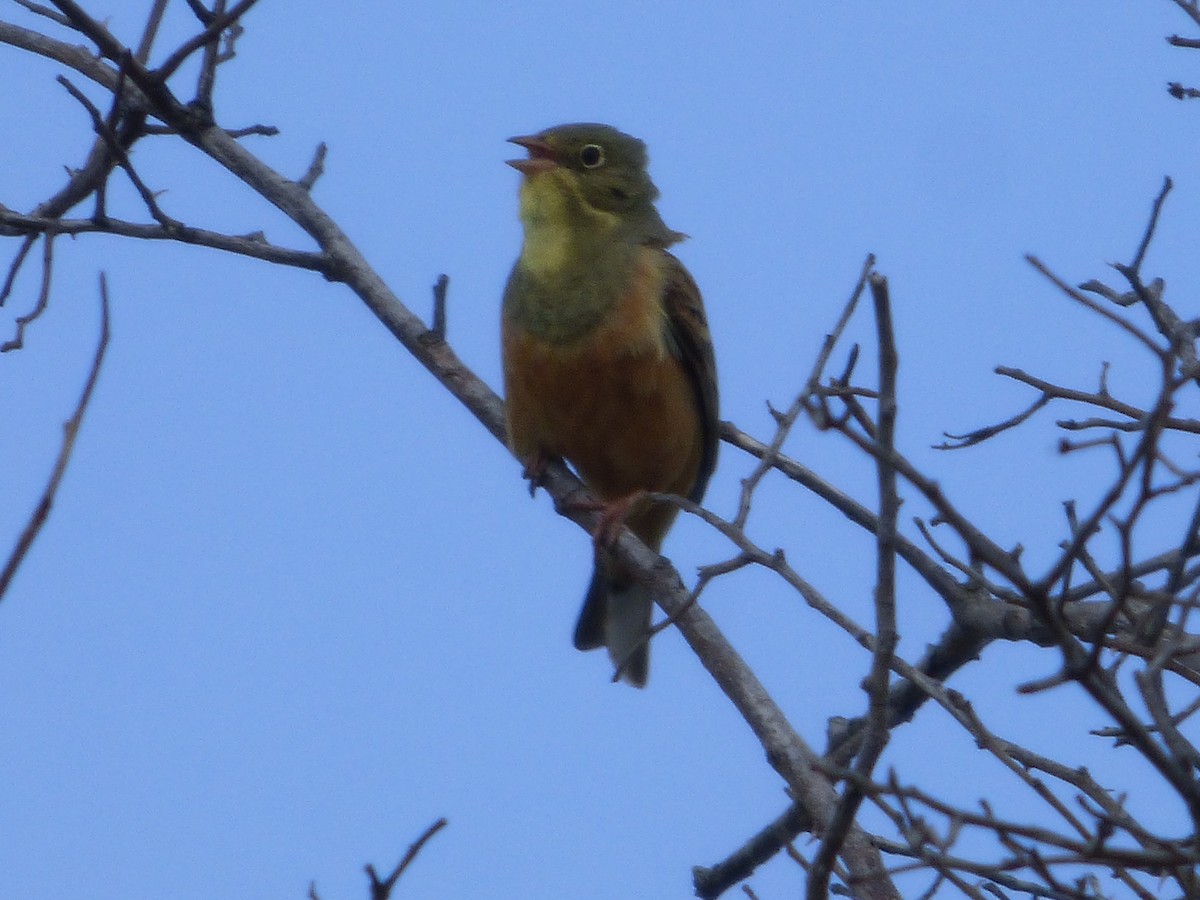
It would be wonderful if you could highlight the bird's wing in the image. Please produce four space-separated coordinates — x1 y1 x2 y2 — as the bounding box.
661 251 720 503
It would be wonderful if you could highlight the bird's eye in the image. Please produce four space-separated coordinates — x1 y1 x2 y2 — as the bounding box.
580 144 605 168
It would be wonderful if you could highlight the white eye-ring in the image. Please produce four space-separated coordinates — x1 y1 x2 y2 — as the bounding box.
580 144 605 168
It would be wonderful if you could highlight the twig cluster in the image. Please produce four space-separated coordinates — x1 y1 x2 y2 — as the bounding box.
691 178 1200 899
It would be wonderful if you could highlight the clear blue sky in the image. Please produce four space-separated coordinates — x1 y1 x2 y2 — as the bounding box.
3 3 1199 897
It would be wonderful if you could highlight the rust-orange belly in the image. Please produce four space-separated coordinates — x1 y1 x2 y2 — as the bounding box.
504 328 701 496
502 254 704 546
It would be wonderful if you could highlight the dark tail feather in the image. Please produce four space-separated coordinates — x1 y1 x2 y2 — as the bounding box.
574 567 608 651
573 561 651 687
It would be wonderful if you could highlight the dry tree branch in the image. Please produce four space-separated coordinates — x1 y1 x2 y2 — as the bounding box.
297 142 328 193
133 0 169 64
364 818 448 900
183 0 215 26
946 365 1200 445
1128 176 1172 276
151 0 259 83
884 779 1196 871
720 423 968 608
0 209 329 271
1109 178 1200 384
855 636 1189 893
731 253 874 533
193 0 225 112
0 272 109 601
1026 255 1165 359
1 231 54 352
826 395 1035 594
430 273 449 341
693 806 814 900
1170 0 1200 31
55 73 167 224
1062 403 1200 434
13 0 70 28
936 392 1050 449
1168 80 1200 98
809 273 900 900
0 232 37 307
595 493 899 897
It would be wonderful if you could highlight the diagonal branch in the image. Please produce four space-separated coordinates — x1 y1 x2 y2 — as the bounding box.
0 273 110 600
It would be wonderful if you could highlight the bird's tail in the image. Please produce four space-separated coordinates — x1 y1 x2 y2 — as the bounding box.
574 560 652 687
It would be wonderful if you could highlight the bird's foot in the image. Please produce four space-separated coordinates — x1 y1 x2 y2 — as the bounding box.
567 490 647 548
521 450 551 497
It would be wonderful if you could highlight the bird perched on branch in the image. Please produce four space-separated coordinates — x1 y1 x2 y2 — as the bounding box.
501 122 719 686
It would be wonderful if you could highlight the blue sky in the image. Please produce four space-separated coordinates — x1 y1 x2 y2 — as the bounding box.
3 3 1200 897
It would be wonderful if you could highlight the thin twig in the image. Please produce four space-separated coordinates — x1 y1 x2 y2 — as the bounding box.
431 273 449 340
809 273 900 899
732 254 874 531
152 0 261 82
133 0 169 64
14 0 71 27
55 75 171 227
937 393 1050 449
1026 255 1164 358
297 142 327 192
0 234 37 306
183 0 215 25
1 232 54 352
364 818 448 900
0 208 330 272
194 0 226 113
1129 176 1172 274
0 273 110 601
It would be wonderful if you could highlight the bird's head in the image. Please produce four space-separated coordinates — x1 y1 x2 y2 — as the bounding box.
507 123 683 249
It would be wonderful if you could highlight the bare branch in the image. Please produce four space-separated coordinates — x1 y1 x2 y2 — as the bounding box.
1026 255 1164 358
809 273 900 899
1170 0 1200 32
297 142 328 192
1168 80 1200 98
995 366 1200 433
133 0 169 64
193 0 225 112
1 231 54 352
1129 176 1172 274
0 207 329 271
13 0 70 28
430 273 448 341
937 393 1050 449
731 253 874 532
364 818 448 900
152 0 261 83
0 233 37 308
0 273 110 601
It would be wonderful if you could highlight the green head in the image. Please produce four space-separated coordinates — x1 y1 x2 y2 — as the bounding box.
507 123 683 251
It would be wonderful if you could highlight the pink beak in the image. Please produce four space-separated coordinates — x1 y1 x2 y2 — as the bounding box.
507 135 559 175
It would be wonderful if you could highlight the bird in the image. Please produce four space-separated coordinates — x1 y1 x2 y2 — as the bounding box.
500 123 719 687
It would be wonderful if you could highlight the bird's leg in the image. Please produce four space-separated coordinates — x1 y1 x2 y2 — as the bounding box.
521 449 552 497
566 490 647 548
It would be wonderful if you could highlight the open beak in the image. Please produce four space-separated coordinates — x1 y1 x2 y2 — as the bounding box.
507 135 559 175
